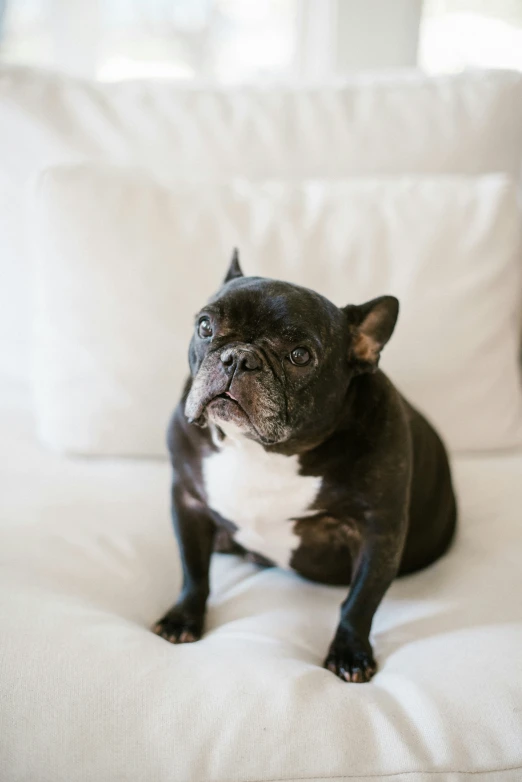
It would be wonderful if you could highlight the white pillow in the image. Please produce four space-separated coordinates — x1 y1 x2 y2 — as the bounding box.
2 66 522 385
32 165 522 455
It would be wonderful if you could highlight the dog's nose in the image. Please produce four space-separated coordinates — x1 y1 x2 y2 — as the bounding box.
239 350 262 372
220 347 262 374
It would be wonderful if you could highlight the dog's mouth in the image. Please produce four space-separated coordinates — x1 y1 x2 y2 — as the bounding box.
209 392 278 443
208 389 247 417
212 390 240 405
185 369 289 446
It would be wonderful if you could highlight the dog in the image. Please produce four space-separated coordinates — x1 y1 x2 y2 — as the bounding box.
152 250 457 683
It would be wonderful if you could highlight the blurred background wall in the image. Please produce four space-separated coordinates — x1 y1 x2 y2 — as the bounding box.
0 0 521 82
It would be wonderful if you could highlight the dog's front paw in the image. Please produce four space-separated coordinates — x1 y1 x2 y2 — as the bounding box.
324 632 377 683
152 608 203 645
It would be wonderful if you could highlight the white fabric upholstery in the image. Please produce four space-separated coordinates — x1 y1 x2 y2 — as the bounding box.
3 66 522 782
1 387 522 782
2 66 522 384
33 166 522 455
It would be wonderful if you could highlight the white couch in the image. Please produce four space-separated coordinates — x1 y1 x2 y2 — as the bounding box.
1 66 522 782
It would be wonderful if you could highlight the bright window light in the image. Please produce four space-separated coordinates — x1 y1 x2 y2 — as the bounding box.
419 0 522 72
0 0 298 82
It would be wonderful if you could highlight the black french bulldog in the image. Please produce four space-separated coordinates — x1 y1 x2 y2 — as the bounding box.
153 250 457 683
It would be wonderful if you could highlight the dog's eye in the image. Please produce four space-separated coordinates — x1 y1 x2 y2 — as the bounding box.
198 318 213 339
289 347 310 366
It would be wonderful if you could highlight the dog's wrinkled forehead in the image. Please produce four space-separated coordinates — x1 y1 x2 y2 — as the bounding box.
207 277 341 341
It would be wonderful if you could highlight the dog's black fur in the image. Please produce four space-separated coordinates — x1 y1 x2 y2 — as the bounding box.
153 252 457 683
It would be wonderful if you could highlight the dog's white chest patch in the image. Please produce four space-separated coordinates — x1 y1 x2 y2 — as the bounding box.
202 424 321 568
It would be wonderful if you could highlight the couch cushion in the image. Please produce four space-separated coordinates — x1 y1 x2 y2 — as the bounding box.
32 165 522 455
2 66 522 384
0 387 521 782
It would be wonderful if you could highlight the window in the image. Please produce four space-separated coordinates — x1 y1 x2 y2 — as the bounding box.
2 1 522 81
0 0 300 81
419 0 522 72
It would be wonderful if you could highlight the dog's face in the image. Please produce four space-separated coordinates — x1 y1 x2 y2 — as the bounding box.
185 252 399 450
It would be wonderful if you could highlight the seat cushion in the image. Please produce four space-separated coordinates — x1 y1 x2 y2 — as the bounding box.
1 389 521 782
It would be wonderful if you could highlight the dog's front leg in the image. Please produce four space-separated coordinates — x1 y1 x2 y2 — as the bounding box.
324 513 406 683
152 479 215 644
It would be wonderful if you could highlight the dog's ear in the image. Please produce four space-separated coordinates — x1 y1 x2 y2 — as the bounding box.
223 248 244 284
344 296 399 372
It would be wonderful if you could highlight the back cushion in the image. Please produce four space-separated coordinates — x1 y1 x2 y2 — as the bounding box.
2 66 522 383
32 165 522 456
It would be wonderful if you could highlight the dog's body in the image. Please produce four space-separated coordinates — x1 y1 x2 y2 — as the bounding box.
153 253 457 682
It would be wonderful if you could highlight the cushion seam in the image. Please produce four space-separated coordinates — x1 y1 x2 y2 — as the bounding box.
237 763 522 782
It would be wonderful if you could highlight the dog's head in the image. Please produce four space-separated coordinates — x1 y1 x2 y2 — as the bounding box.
185 251 399 450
